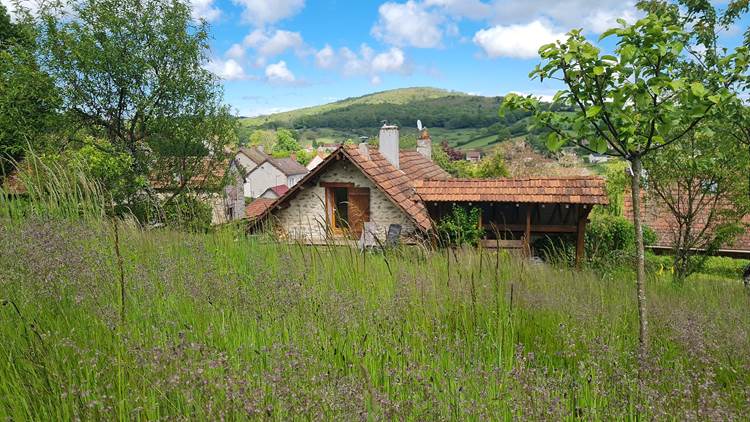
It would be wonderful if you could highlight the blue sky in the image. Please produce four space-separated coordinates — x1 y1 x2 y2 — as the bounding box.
185 0 748 116
2 0 746 116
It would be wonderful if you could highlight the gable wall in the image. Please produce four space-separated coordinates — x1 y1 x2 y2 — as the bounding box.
273 159 415 242
245 162 286 198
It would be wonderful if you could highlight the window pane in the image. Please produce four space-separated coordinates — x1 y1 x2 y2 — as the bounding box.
333 187 348 228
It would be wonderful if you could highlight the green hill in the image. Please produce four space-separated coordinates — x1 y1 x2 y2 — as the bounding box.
239 87 541 151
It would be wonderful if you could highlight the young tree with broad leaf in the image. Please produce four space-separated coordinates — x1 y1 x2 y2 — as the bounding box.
502 12 745 356
644 122 750 283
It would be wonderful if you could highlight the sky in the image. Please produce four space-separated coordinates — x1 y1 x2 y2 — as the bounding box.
4 0 748 116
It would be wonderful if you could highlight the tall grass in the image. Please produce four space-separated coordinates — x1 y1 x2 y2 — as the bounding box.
1 165 749 419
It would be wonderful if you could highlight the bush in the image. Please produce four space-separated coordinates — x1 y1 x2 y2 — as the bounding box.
436 205 484 247
162 195 213 233
585 214 656 267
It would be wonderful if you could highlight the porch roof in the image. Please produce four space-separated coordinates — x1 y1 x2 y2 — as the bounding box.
414 177 609 205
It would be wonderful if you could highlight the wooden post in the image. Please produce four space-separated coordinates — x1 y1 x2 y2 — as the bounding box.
575 205 587 268
524 206 532 257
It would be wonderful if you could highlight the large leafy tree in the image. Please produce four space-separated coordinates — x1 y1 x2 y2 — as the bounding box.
0 3 60 176
37 0 236 209
502 12 745 357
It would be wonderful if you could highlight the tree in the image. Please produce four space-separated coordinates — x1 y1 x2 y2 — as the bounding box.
644 123 750 283
37 0 236 211
272 128 300 154
501 12 744 357
0 3 60 176
474 152 509 178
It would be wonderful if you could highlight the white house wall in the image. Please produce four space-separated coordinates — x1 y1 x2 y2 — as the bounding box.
245 162 287 198
274 160 416 242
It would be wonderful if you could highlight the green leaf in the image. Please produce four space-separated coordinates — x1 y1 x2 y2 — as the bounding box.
669 79 684 91
690 82 706 97
593 66 605 75
586 105 602 118
620 45 636 62
546 132 565 151
707 94 721 104
599 28 618 41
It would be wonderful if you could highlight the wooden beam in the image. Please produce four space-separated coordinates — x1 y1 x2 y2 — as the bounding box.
499 224 578 233
575 208 589 269
320 182 354 188
524 206 531 256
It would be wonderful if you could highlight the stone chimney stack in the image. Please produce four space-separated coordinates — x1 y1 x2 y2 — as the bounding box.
417 128 432 161
379 124 400 169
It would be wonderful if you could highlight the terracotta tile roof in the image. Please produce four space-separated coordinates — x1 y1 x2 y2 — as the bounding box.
343 145 434 231
414 177 609 204
399 151 451 181
269 184 289 197
624 190 750 251
246 198 275 220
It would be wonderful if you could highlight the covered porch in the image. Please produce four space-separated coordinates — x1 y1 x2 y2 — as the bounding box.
415 177 609 267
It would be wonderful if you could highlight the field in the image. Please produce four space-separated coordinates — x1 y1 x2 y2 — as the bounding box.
2 215 750 420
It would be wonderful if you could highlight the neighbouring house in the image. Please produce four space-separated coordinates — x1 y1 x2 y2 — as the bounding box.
317 143 339 153
624 190 750 258
260 184 289 199
151 155 246 225
588 154 610 164
306 152 326 171
466 151 482 162
248 124 609 265
244 154 308 199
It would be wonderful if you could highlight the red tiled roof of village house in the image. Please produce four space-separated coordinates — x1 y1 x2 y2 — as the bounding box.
343 144 441 231
399 150 451 181
623 190 750 251
246 198 275 220
269 184 289 197
413 177 609 205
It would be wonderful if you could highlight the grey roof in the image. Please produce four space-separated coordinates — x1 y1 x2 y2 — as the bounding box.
269 157 309 176
238 147 270 165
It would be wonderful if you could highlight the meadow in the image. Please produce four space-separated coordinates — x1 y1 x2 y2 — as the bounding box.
1 214 749 420
0 160 748 420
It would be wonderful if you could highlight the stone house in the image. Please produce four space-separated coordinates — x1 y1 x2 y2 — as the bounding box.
248 125 449 242
248 125 608 265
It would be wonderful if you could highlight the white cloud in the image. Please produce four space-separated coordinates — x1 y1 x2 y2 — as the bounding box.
315 44 336 69
487 0 640 33
225 29 306 67
226 43 246 60
473 20 566 59
189 0 221 22
265 60 296 83
232 0 305 26
372 47 406 73
206 58 249 80
247 29 304 58
372 1 445 48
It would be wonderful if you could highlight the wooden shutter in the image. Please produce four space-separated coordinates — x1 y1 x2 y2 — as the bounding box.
348 187 370 237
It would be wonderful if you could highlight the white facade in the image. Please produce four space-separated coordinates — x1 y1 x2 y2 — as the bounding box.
244 162 305 198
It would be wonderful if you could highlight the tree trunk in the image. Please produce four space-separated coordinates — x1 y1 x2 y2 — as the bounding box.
629 156 648 359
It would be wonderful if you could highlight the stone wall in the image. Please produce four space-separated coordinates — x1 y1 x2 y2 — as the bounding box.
274 160 416 242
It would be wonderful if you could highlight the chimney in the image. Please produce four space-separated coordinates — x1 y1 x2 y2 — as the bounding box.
257 145 264 153
289 152 297 162
417 128 432 161
379 124 400 169
358 142 370 160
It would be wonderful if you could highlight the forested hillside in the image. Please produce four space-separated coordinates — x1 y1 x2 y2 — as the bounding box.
239 88 542 150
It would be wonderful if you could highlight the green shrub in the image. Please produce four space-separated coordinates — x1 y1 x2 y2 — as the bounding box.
585 214 656 269
436 205 484 247
162 195 213 233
